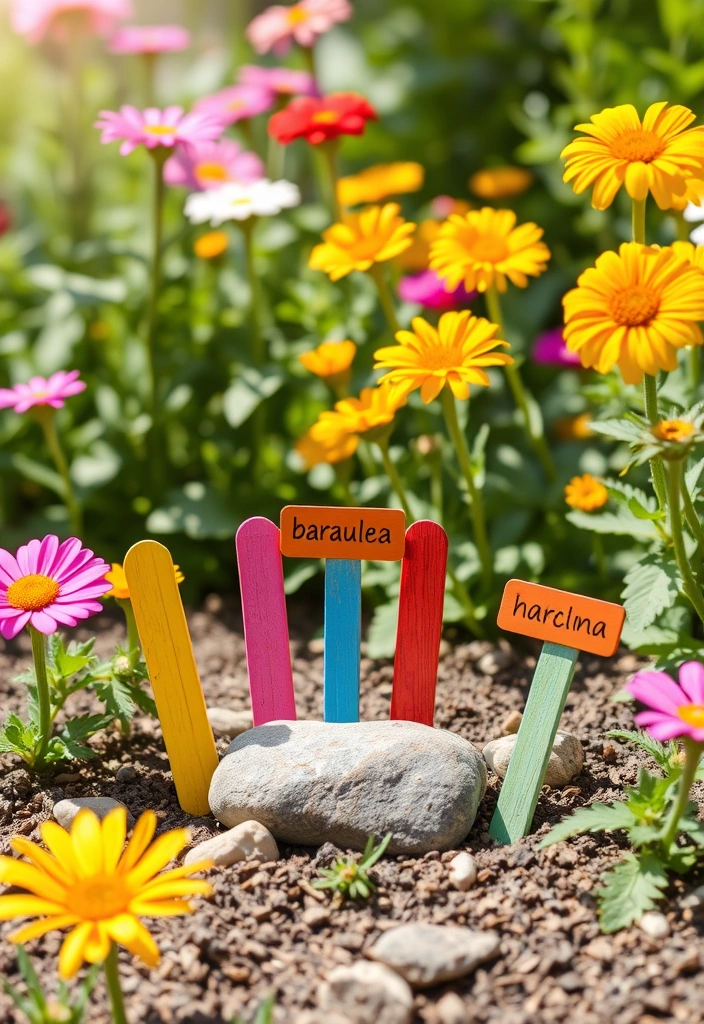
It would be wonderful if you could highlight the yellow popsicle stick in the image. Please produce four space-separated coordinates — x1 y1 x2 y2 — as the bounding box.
124 540 218 815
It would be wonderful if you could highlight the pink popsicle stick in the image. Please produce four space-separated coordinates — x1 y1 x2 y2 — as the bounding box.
236 517 296 725
391 520 448 726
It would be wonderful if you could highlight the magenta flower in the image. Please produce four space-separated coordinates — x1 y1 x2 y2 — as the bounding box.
239 64 318 98
95 106 223 157
246 0 353 56
164 139 264 191
0 371 86 414
193 86 274 128
532 327 582 368
0 536 111 639
398 270 478 311
11 0 132 43
627 662 704 742
109 24 190 54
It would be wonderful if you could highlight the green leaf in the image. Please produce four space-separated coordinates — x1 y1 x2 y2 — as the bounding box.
598 852 668 933
366 601 398 659
92 675 136 726
566 508 657 538
589 418 645 443
621 552 679 631
222 368 284 428
10 454 64 496
627 496 665 521
51 636 97 681
147 482 238 540
625 768 677 822
540 801 637 846
606 729 679 771
61 714 114 743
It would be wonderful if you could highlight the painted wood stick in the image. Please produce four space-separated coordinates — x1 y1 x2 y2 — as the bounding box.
323 558 361 723
489 641 579 845
391 520 448 726
236 517 296 726
124 540 219 816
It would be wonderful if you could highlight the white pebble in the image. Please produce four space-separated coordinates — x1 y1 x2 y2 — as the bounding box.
183 820 279 867
448 852 477 891
638 910 670 939
53 797 128 830
437 991 470 1024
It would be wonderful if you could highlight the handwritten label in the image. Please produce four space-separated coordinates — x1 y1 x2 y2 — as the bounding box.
280 506 406 560
497 579 625 657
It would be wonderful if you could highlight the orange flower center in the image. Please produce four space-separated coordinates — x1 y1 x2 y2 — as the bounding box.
678 704 704 728
312 110 340 125
195 162 228 183
609 284 660 326
349 236 386 261
6 574 60 611
610 129 663 164
652 419 695 442
468 233 509 264
287 5 308 24
68 877 130 920
228 100 245 111
194 231 229 260
144 125 175 136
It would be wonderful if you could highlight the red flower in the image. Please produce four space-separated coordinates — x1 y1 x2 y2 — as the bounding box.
268 92 377 146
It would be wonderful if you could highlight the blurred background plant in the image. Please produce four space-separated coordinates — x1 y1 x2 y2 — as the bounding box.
2 0 704 655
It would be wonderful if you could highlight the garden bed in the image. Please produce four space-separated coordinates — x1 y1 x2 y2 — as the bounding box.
0 601 702 1024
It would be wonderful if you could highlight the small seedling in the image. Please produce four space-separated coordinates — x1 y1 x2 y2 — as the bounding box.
230 991 276 1024
313 832 392 901
3 947 99 1024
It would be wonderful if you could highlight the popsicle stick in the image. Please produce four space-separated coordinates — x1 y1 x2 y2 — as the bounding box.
236 517 296 726
124 540 218 816
391 520 448 726
489 641 579 845
324 558 361 722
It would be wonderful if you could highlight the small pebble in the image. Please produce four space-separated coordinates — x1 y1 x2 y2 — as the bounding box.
53 797 129 829
437 991 469 1024
501 710 522 735
302 906 331 928
476 649 512 675
638 911 670 939
206 707 253 740
184 820 279 867
318 960 413 1024
116 765 137 783
448 852 477 891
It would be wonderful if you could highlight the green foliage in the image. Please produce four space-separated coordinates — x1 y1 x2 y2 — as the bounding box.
313 832 392 901
3 947 99 1024
597 853 669 934
230 992 276 1024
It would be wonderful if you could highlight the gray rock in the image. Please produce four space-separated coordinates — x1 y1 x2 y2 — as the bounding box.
53 797 129 829
206 707 253 739
448 851 477 891
183 820 279 867
209 720 486 855
483 730 583 788
367 923 499 988
318 961 413 1024
115 765 137 782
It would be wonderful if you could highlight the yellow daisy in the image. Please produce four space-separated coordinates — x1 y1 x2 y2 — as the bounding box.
310 385 407 449
295 426 358 468
468 166 533 200
298 340 356 383
193 231 228 260
105 562 184 601
652 419 696 442
338 162 424 207
562 242 704 384
308 204 416 281
429 208 550 294
561 102 704 210
374 311 513 403
0 807 212 980
670 240 704 271
669 177 704 211
565 474 608 512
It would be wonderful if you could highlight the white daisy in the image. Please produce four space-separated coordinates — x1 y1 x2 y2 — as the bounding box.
184 179 301 226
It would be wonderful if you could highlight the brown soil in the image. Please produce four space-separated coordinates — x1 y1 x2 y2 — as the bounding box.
0 598 703 1024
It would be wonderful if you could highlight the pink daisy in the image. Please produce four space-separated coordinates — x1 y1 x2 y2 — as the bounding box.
193 85 274 128
627 662 704 743
0 535 111 639
164 139 264 191
0 371 86 414
532 327 582 368
246 0 353 55
11 0 132 44
398 270 477 311
95 106 223 157
239 64 318 98
109 24 191 54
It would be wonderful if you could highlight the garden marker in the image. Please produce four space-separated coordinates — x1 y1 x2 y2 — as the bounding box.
124 540 219 816
490 579 625 845
236 517 296 726
391 520 448 726
280 505 406 723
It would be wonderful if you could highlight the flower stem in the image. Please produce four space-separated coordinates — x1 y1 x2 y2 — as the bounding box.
319 141 343 223
440 388 492 589
118 599 141 669
39 411 82 536
104 944 128 1024
682 479 704 550
485 285 555 481
146 151 167 424
30 626 52 772
643 373 668 513
660 738 703 854
632 198 646 244
241 219 264 367
376 436 412 520
370 264 401 334
668 458 704 627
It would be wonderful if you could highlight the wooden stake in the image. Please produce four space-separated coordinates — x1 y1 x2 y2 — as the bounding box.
323 559 361 722
124 540 219 816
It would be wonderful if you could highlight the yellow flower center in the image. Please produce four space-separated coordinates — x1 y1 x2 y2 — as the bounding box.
652 419 695 442
6 574 60 611
467 233 509 264
610 129 663 164
195 162 228 182
287 5 308 24
609 284 660 326
312 110 339 125
68 877 130 920
144 125 175 136
678 704 704 728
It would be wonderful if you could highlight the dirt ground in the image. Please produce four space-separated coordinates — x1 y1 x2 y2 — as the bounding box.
0 597 703 1024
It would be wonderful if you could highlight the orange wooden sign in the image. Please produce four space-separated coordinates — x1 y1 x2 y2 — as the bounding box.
497 579 625 657
280 505 406 560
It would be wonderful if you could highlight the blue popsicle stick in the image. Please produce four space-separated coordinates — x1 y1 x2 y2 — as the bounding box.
324 558 361 722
